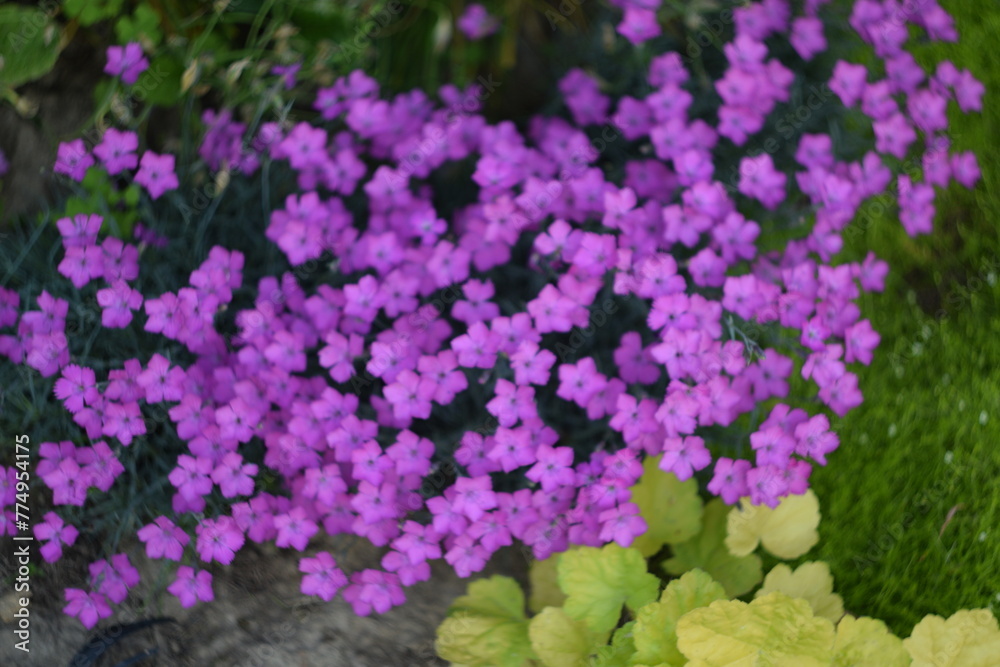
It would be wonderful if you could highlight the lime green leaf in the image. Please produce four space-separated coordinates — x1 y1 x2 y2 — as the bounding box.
632 569 727 667
726 489 820 560
755 562 844 623
529 606 607 667
594 621 638 667
435 575 534 667
663 498 763 598
904 609 1000 666
676 592 836 666
133 55 183 106
629 454 703 557
451 575 528 620
833 615 909 666
529 554 568 614
558 544 659 635
0 7 62 89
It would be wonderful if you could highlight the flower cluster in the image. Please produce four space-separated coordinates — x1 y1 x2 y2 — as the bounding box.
0 0 983 625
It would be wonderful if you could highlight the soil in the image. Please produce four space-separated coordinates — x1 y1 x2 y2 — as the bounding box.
0 534 528 666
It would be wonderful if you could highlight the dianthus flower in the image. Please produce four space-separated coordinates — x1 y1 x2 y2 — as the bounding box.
104 42 149 84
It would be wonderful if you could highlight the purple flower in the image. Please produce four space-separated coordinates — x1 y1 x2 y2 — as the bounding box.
196 515 246 564
93 129 139 175
659 435 711 481
63 589 112 629
35 512 79 563
104 43 149 85
300 552 349 601
342 569 405 616
135 151 179 199
274 507 319 551
89 554 140 604
167 567 214 608
54 140 95 181
457 4 499 40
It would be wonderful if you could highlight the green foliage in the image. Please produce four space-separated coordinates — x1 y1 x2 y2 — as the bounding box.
435 575 536 667
0 6 62 89
557 544 659 635
628 456 703 557
662 498 763 598
810 0 1000 634
435 493 1000 666
63 0 125 26
677 592 836 666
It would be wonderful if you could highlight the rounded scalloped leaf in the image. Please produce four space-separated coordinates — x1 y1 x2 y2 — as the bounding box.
435 575 535 667
451 575 528 620
628 454 704 557
557 544 659 635
725 489 820 560
530 554 568 614
436 611 534 667
593 620 638 667
632 569 727 666
675 592 835 667
663 498 763 598
528 606 607 667
755 561 844 623
833 615 910 666
903 609 1000 666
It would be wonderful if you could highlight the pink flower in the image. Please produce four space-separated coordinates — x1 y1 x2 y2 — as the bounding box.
525 445 576 491
63 589 112 629
167 567 214 608
343 570 406 615
457 3 499 40
300 552 349 601
53 364 100 413
211 453 258 498
54 139 95 181
89 554 140 604
598 502 647 547
135 151 179 199
451 476 498 522
274 507 319 551
104 42 149 84
35 512 79 563
93 129 139 175
97 280 142 329
196 515 246 564
137 516 190 561
707 458 751 504
659 436 711 481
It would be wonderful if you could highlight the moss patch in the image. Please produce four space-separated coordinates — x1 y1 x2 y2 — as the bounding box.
810 0 1000 636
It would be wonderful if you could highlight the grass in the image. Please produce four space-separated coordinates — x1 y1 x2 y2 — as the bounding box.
809 0 1000 636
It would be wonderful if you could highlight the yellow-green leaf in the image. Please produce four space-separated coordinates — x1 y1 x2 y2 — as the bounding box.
676 592 836 667
663 498 763 597
594 621 638 667
529 606 607 667
629 454 704 557
558 544 660 635
833 615 909 666
755 562 844 623
530 554 568 614
631 569 727 666
726 489 820 560
435 575 534 667
436 612 534 667
904 609 1000 666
